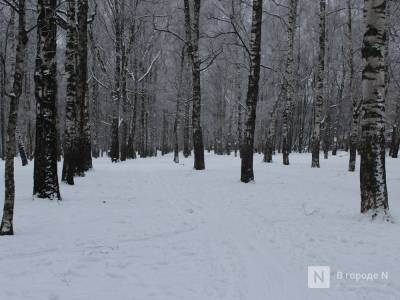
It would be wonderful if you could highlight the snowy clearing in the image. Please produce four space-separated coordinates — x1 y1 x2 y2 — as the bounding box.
0 152 399 300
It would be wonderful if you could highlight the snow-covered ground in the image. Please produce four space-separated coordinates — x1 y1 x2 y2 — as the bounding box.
0 152 399 300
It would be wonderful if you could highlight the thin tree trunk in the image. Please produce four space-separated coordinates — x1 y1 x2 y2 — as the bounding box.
360 0 389 219
16 127 28 166
390 123 399 158
62 0 78 185
237 84 243 158
0 0 28 235
264 98 279 163
0 54 5 160
311 0 326 168
333 49 346 156
348 0 358 172
174 50 185 163
184 0 205 170
110 0 123 163
323 111 331 159
128 54 138 159
120 44 128 162
183 99 191 157
140 73 147 158
386 3 399 158
281 0 298 165
240 0 263 183
88 26 99 158
161 110 168 155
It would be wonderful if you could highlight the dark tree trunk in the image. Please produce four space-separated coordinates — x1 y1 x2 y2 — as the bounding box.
360 0 389 219
0 0 28 235
281 0 298 166
110 118 119 162
120 44 128 162
183 99 191 158
332 52 346 156
16 127 28 166
390 123 399 158
237 97 243 158
173 49 185 163
110 0 123 163
311 0 326 168
263 138 273 163
348 0 358 172
323 112 331 159
139 77 147 158
264 99 279 163
33 0 61 200
240 0 263 183
0 58 4 160
76 0 92 172
128 86 138 160
88 27 99 158
161 110 168 155
184 0 205 170
62 0 78 185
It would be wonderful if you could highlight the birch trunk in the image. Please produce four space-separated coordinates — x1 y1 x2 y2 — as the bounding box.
386 3 399 158
33 0 61 200
333 50 346 156
183 100 191 157
76 0 92 172
128 54 138 160
184 0 205 170
16 127 28 166
264 99 279 163
110 0 123 162
282 0 298 166
161 110 168 155
240 0 263 183
360 0 389 218
139 74 147 158
120 44 128 162
235 65 242 158
62 0 78 185
88 26 100 158
174 49 185 163
348 0 358 172
311 0 326 168
0 0 28 235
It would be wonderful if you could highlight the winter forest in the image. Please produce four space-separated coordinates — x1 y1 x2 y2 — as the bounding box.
0 0 399 299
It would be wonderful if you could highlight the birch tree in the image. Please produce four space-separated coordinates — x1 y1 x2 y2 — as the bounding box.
173 48 186 164
33 0 61 200
348 0 358 172
76 0 92 173
0 0 28 235
311 0 326 168
62 0 78 185
240 0 263 183
110 0 124 163
184 0 205 170
360 0 389 219
282 0 299 166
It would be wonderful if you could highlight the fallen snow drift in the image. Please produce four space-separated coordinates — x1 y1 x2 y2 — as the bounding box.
0 152 399 300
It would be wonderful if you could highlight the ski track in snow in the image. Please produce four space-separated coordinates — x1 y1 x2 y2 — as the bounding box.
0 152 399 300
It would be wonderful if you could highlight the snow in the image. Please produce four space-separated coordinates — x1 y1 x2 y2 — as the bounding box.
0 152 399 300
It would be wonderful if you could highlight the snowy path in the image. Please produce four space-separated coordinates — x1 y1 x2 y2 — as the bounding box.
0 153 399 300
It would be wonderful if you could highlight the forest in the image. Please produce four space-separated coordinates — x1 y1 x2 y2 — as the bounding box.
0 0 399 299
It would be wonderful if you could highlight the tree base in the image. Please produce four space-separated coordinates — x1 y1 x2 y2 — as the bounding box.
0 221 14 236
361 209 393 223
